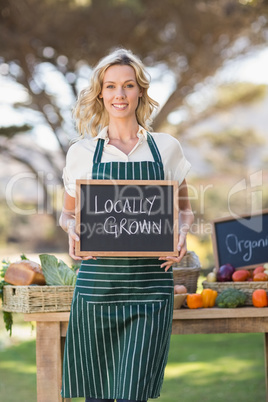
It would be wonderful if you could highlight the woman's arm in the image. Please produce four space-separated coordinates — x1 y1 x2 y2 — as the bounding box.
159 179 194 271
59 191 95 261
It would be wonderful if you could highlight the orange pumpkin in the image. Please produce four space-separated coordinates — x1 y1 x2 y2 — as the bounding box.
187 293 203 309
252 289 268 307
253 272 268 282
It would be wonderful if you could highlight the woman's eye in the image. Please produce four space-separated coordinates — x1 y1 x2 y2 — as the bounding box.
126 84 134 88
106 85 115 89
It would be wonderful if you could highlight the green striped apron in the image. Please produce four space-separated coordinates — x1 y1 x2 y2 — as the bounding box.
62 133 174 400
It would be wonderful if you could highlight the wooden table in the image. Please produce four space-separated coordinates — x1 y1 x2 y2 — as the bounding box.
24 308 268 402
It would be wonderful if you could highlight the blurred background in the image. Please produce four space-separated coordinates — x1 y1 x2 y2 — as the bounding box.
1 0 268 269
1 1 268 401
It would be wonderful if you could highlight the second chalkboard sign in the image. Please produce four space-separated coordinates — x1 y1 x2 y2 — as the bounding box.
212 210 268 269
75 179 179 257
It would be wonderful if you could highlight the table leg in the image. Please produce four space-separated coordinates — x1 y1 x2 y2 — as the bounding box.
36 321 63 402
61 334 71 402
265 333 268 402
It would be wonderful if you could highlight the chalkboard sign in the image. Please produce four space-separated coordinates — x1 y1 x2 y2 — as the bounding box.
212 210 268 269
75 179 179 257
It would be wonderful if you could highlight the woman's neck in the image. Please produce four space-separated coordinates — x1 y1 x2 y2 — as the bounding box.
107 119 139 142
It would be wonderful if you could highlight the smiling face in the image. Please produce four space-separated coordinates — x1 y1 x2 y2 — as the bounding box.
99 64 142 123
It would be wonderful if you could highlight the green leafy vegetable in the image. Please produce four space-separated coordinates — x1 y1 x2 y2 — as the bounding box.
3 311 13 335
216 288 247 308
39 254 77 286
0 259 13 336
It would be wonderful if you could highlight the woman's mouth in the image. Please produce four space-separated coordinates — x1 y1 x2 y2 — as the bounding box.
112 103 128 111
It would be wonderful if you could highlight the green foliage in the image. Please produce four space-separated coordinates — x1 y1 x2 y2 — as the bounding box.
0 124 32 138
0 255 30 336
2 311 13 335
0 259 13 335
39 254 77 286
216 82 267 108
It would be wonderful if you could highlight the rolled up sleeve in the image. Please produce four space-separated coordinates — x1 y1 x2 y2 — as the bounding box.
62 166 76 198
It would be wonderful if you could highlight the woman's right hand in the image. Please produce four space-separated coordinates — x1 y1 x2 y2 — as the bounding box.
67 219 96 261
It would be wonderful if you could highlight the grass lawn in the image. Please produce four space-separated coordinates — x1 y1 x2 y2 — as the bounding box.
0 312 266 402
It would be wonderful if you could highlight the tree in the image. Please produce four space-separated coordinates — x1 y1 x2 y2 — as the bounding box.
1 0 268 222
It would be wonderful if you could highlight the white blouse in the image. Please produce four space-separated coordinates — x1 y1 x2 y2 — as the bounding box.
63 125 191 197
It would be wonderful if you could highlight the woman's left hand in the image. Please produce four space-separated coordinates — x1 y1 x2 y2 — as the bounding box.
159 233 187 272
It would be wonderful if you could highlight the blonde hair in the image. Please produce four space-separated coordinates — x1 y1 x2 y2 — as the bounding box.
73 48 159 138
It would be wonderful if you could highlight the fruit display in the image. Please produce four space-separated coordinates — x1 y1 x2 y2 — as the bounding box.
203 262 268 308
206 263 268 283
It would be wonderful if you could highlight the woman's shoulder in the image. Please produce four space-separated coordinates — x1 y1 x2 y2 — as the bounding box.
66 137 95 155
150 131 183 149
151 131 179 140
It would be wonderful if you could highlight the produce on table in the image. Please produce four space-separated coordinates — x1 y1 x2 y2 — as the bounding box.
253 272 268 282
1 254 77 336
174 285 187 294
264 263 268 269
39 254 77 286
206 272 216 282
253 266 265 276
216 263 235 282
186 293 203 309
201 289 218 308
252 289 268 307
232 270 251 282
215 288 247 308
4 260 46 286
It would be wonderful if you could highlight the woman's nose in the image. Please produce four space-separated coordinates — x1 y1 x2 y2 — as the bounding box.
115 87 126 98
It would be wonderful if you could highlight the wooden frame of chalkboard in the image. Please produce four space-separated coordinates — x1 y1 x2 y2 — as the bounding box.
212 210 268 269
75 179 179 257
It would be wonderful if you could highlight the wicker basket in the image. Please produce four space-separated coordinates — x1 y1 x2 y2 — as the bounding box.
202 280 268 306
173 251 201 293
2 285 74 313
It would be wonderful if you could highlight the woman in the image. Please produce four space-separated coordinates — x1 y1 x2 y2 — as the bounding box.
60 48 194 402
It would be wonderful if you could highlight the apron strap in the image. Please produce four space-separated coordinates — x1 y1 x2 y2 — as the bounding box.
93 132 163 164
146 132 163 164
93 138 105 164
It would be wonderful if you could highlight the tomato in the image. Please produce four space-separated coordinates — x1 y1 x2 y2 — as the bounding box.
232 270 250 282
252 289 268 307
253 272 268 281
253 266 265 276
